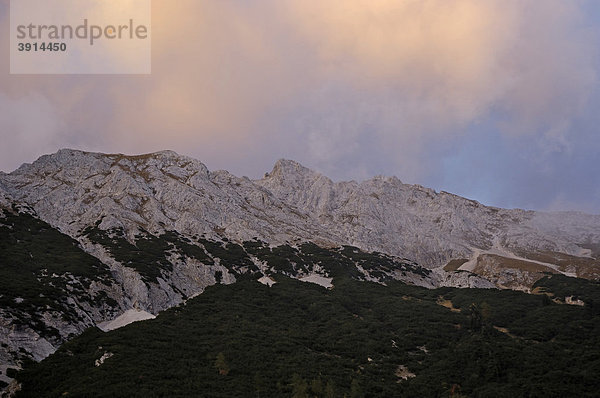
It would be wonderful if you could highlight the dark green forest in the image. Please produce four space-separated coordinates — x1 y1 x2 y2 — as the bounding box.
14 273 600 397
3 209 600 397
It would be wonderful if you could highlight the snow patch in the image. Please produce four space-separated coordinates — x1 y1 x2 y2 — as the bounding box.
98 309 155 332
299 274 333 288
258 276 276 287
95 352 114 367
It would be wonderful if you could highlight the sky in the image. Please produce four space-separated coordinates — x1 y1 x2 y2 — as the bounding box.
1 0 599 214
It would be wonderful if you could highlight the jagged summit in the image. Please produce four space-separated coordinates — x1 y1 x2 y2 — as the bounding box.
262 158 331 187
28 148 191 165
268 158 312 177
27 148 189 163
56 148 181 158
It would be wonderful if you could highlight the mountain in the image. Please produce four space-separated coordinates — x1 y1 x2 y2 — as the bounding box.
2 149 598 284
260 159 600 282
0 149 599 393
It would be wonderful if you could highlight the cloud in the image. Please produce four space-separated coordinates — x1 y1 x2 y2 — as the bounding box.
0 0 598 211
281 0 596 175
0 93 65 171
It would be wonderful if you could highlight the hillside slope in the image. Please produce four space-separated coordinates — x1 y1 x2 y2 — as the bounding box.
12 275 600 397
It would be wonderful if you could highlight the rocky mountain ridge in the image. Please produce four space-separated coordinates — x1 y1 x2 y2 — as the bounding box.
2 149 598 276
2 149 599 285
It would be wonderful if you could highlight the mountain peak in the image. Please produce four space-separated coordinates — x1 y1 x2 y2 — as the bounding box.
268 159 313 178
56 148 88 155
14 149 203 175
51 148 184 161
111 150 183 161
149 149 179 157
260 159 333 193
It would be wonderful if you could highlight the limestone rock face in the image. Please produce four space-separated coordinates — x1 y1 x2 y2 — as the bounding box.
257 159 600 270
3 150 598 272
430 269 497 289
0 150 334 249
